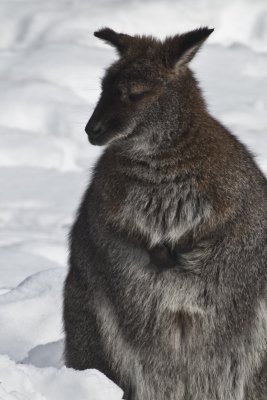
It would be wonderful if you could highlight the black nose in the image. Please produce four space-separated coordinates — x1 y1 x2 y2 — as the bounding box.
85 121 105 138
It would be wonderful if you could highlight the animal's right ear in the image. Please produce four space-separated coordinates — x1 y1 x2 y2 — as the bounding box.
94 28 133 56
164 27 214 69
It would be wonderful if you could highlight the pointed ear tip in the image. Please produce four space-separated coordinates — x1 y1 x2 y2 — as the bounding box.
204 27 215 35
194 27 214 40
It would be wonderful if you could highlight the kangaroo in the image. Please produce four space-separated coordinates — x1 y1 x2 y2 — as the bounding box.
63 27 267 400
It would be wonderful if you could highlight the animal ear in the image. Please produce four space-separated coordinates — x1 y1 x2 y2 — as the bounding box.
94 27 133 56
164 27 214 69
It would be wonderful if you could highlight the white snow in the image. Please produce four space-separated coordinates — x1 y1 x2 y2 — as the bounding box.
0 355 123 400
0 0 266 399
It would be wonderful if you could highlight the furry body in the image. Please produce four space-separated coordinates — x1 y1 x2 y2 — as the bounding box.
64 28 267 399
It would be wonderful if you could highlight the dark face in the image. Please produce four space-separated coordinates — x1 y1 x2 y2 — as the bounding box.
85 60 165 146
85 27 213 146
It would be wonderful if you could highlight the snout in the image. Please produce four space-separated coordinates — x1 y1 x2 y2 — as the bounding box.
85 121 106 145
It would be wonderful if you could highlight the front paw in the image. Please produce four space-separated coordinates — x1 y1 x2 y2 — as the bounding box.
148 244 177 271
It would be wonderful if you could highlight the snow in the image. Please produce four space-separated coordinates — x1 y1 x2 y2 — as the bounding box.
0 355 123 400
0 0 266 399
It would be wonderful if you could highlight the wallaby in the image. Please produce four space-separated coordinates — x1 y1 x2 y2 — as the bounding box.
63 27 267 400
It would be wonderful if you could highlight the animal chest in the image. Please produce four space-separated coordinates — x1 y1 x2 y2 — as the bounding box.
106 169 205 247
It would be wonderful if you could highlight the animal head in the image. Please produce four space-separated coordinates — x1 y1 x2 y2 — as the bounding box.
85 27 213 146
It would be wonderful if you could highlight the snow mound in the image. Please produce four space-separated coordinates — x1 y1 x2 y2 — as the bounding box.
0 267 125 399
0 268 66 361
0 355 124 400
22 340 64 369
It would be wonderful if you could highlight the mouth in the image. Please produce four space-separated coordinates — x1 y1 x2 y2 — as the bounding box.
86 125 135 146
88 131 129 146
87 132 107 146
85 123 108 146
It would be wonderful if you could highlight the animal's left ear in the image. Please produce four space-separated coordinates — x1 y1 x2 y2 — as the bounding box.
164 27 214 69
94 27 133 56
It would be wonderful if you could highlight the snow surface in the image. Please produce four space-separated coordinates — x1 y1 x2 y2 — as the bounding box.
0 355 123 400
0 0 266 399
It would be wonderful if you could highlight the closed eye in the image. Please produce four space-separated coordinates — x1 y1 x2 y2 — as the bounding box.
128 91 147 102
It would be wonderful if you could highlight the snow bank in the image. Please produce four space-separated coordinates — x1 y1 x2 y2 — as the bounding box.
22 340 64 369
0 355 123 400
0 268 65 361
0 266 125 399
